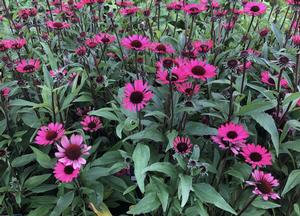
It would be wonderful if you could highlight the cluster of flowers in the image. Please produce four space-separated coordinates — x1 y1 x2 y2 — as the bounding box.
34 115 102 182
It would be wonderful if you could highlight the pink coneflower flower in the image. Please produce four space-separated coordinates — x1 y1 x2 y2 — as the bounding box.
216 122 249 144
186 60 217 80
55 134 91 169
175 82 200 96
121 35 150 51
50 68 68 78
156 66 188 84
287 0 300 7
241 144 272 168
261 71 289 88
35 123 65 145
120 6 139 16
291 34 300 47
85 38 99 48
95 33 116 45
211 136 245 155
16 59 41 73
193 40 213 54
259 27 270 37
183 3 207 15
81 116 102 132
244 2 267 16
149 42 175 54
53 162 80 183
167 1 183 11
1 87 11 98
0 40 11 52
46 21 71 30
246 170 280 200
123 80 153 111
200 0 220 9
75 46 87 56
156 57 181 71
116 0 134 7
173 136 193 154
10 38 26 50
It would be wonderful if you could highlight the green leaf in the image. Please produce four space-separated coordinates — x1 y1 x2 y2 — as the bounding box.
24 174 51 189
132 144 150 193
271 23 283 47
239 100 276 116
194 183 237 215
178 174 193 207
0 119 7 135
124 128 164 142
251 113 279 155
282 92 300 105
50 191 74 216
185 122 217 136
127 192 160 214
27 206 51 216
252 198 281 209
143 162 177 179
10 99 38 107
91 151 123 166
89 108 119 121
30 146 53 169
282 170 300 196
282 140 300 152
11 154 35 167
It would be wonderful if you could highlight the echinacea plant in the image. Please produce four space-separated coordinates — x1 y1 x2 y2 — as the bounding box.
2 0 300 215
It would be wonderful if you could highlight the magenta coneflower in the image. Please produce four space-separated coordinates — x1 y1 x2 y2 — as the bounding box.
246 170 280 200
81 115 103 132
50 68 68 78
261 71 289 88
211 136 245 155
156 57 181 71
85 38 99 48
156 66 188 84
244 2 267 16
120 6 139 16
183 3 207 15
1 87 11 98
149 42 175 54
16 59 41 73
173 136 193 154
0 40 11 52
217 122 249 143
123 80 153 111
167 1 183 11
55 134 91 169
193 40 213 54
47 21 71 29
176 82 200 96
10 38 26 50
96 33 116 45
241 144 272 168
116 0 135 7
291 34 300 47
53 162 80 183
35 123 65 145
75 46 87 56
121 35 150 51
186 60 217 80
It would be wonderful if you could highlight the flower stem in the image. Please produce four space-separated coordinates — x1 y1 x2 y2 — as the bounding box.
240 58 247 94
236 195 258 216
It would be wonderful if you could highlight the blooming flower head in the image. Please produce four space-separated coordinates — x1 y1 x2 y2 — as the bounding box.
85 37 100 48
186 60 217 80
175 82 200 96
261 71 289 88
116 0 135 7
47 21 71 29
156 57 181 71
291 34 300 47
16 59 41 73
149 42 175 54
167 1 183 11
10 38 26 50
244 2 267 16
54 162 80 183
215 122 249 144
192 40 213 55
95 33 116 45
50 68 68 78
35 123 65 145
211 136 245 155
55 134 91 169
241 144 272 168
81 115 103 132
123 80 153 111
75 46 87 56
1 87 11 98
173 136 193 154
183 3 207 15
0 40 12 52
120 6 139 16
121 35 150 51
156 66 188 84
246 170 280 200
